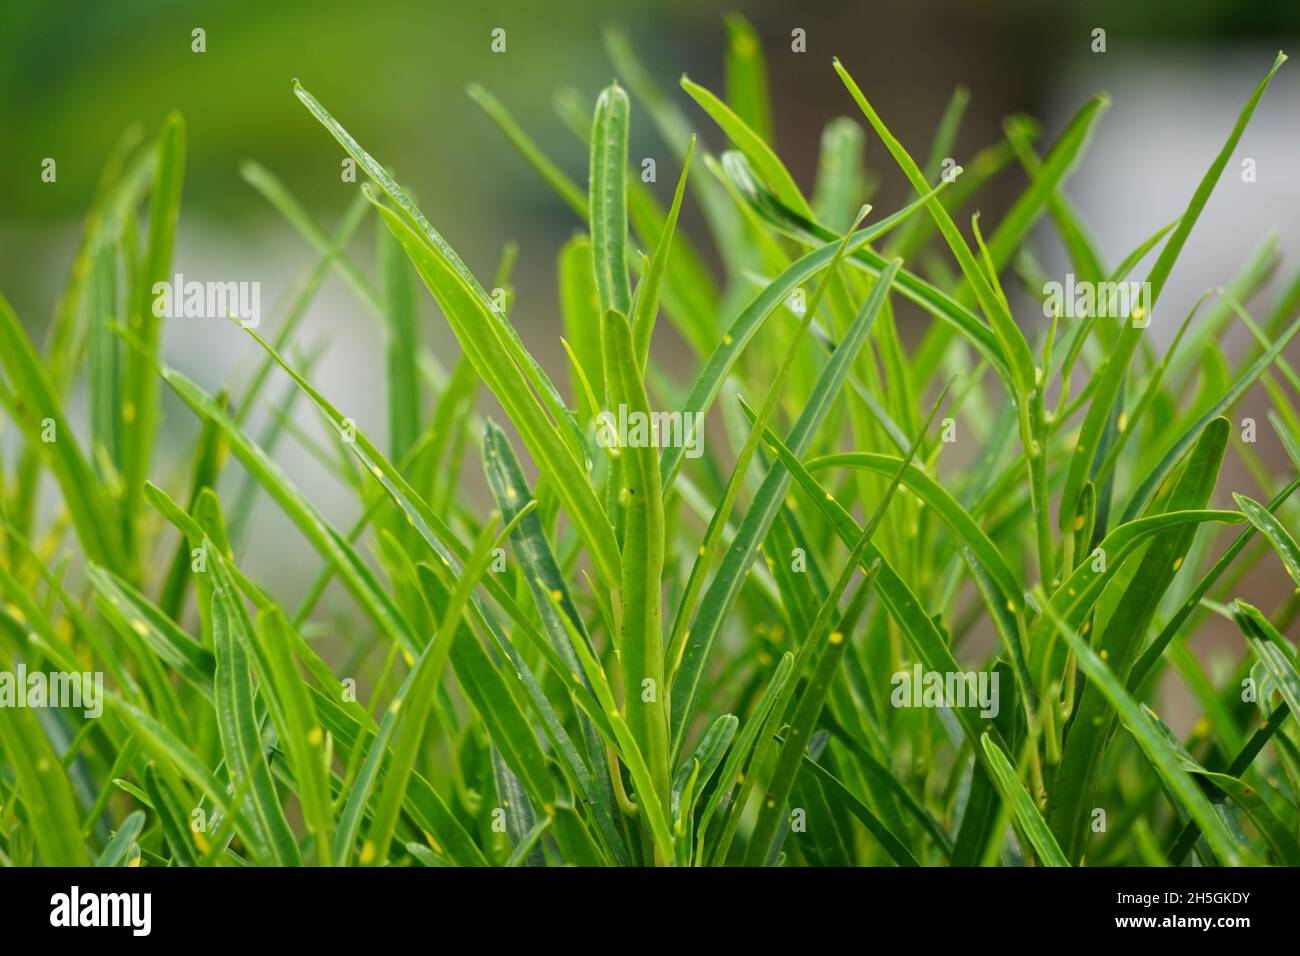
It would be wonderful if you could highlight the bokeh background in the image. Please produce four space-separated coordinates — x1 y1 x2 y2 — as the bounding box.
3 0 1298 726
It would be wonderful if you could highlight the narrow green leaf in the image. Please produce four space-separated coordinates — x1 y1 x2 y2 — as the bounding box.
980 734 1069 866
141 766 199 867
1121 308 1300 523
0 294 125 567
603 308 670 808
379 224 420 460
122 113 185 558
252 608 335 865
632 136 695 369
1234 493 1300 589
1049 419 1230 860
367 197 619 588
162 365 421 654
671 713 736 863
696 653 795 865
505 815 554 867
95 810 146 867
1231 601 1300 719
294 81 590 501
0 646 90 865
670 259 901 752
812 118 869 232
1131 477 1300 690
723 14 773 144
468 84 588 216
559 235 605 421
1196 771 1300 865
208 551 301 865
590 83 633 316
364 519 499 866
681 75 813 218
833 57 1036 395
1040 604 1253 866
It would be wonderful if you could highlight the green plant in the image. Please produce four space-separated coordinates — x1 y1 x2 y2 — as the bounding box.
1 19 1298 868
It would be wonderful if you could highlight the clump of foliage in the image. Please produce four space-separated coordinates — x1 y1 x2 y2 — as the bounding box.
1 19 1298 867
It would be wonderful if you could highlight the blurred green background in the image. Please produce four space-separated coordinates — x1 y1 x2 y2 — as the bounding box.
6 0 1298 316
